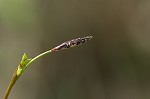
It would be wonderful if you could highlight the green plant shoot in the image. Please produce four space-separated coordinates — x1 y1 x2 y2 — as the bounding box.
4 36 92 99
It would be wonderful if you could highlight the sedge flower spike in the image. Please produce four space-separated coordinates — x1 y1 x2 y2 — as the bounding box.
4 36 92 99
51 36 93 51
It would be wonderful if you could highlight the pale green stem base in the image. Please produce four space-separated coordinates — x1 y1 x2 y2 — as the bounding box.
4 50 52 99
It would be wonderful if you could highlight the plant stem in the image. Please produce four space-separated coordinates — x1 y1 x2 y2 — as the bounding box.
4 71 19 99
4 50 52 99
24 50 52 70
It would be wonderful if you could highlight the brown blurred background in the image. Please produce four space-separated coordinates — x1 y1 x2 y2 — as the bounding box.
1 0 150 99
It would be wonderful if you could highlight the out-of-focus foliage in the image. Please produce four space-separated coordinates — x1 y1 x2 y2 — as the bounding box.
1 0 38 31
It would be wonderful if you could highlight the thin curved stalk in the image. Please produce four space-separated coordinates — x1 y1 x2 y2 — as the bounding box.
4 50 52 99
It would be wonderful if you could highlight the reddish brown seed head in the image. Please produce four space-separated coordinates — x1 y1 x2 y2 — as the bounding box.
51 36 93 52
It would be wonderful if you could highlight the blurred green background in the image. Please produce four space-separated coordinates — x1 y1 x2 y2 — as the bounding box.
1 0 150 99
